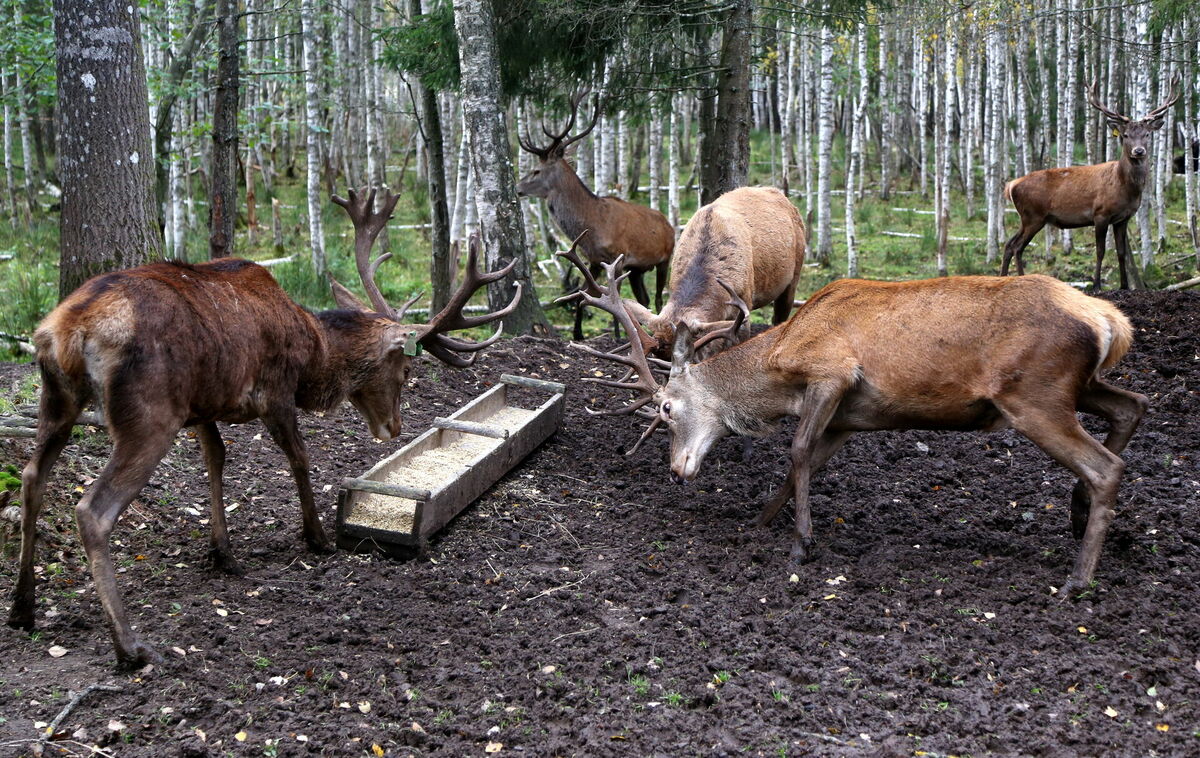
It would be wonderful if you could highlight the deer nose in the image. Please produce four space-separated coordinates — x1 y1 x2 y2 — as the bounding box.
1132 147 1147 158
671 471 686 485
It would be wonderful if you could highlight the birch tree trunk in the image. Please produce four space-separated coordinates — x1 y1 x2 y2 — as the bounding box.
450 109 470 245
668 95 681 233
814 23 834 265
1133 3 1152 273
3 74 19 228
300 0 326 275
936 27 955 276
845 24 867 278
648 102 663 212
878 23 893 199
453 0 548 334
55 0 162 296
410 0 452 313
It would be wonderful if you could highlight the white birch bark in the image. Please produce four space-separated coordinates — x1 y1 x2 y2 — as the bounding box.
616 110 629 198
1133 2 1152 269
668 95 681 234
300 0 326 274
450 109 470 244
915 29 928 197
648 102 662 212
845 24 867 277
1185 19 1199 259
878 23 893 199
815 23 834 265
937 26 956 276
3 74 17 227
985 28 1004 263
1013 25 1029 177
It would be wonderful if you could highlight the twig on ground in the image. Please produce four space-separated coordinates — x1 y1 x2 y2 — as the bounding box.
35 683 123 755
524 573 591 602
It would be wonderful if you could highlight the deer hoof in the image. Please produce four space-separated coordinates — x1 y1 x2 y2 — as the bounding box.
6 606 34 631
305 533 335 555
1056 578 1092 602
787 538 816 567
207 548 245 576
116 640 164 671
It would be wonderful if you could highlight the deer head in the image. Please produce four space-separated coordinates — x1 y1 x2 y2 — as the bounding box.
329 187 521 441
516 91 600 199
1087 75 1181 162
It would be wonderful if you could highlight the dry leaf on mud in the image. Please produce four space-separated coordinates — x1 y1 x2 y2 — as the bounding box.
372 744 384 756
107 720 126 732
358 701 371 713
47 645 68 658
1103 706 1119 718
234 730 247 742
485 742 503 753
1156 724 1170 732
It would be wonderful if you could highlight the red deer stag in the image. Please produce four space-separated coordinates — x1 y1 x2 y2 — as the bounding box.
1001 76 1180 289
564 186 806 360
516 91 675 340
7 188 520 668
568 257 1146 597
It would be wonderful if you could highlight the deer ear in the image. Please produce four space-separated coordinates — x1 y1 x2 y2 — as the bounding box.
1146 116 1166 132
670 323 695 379
1107 119 1125 135
388 329 422 356
329 276 370 311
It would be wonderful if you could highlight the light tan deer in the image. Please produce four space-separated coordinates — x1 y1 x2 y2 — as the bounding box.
8 188 520 668
516 92 674 340
1001 76 1180 289
567 256 1146 597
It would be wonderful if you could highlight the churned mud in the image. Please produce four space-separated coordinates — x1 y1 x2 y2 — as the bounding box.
0 290 1197 757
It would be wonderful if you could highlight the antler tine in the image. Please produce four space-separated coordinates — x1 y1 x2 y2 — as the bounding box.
560 92 600 152
693 279 751 352
1144 72 1182 122
330 186 402 318
1085 79 1129 124
393 290 423 323
554 230 600 295
417 232 522 358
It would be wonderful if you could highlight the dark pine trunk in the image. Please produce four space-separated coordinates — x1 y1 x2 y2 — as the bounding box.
209 0 240 258
54 0 162 297
700 0 752 207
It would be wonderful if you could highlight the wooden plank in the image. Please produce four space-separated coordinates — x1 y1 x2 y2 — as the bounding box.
500 374 566 394
432 417 509 439
342 477 431 501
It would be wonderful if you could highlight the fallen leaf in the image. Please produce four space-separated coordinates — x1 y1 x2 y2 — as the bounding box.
540 665 556 674
234 730 247 742
1156 723 1169 732
410 722 425 733
983 612 996 620
1146 685 1157 697
47 645 68 658
485 742 503 753
216 608 229 617
107 720 126 732
1104 706 1119 718
1077 626 1088 634
823 593 838 600
788 574 799 583
371 744 384 757
358 701 371 714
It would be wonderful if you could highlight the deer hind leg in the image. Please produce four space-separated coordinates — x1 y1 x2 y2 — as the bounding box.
757 430 851 527
262 410 332 554
628 268 651 308
654 259 669 312
994 397 1126 596
76 424 179 668
1113 221 1132 290
196 422 243 575
1000 220 1044 276
1068 381 1148 540
772 286 795 325
7 372 87 631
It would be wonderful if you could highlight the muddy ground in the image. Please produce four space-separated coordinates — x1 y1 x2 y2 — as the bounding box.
0 289 1197 758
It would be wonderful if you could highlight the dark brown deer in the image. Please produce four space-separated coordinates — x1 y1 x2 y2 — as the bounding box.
564 186 806 361
7 188 520 668
569 255 1146 597
516 91 675 340
1001 76 1180 289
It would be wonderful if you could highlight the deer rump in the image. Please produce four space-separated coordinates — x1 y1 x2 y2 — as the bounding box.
39 259 324 424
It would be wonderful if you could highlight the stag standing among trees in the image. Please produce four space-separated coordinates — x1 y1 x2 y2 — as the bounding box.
562 187 806 360
568 255 1146 597
1001 76 1181 290
515 92 675 341
7 189 522 668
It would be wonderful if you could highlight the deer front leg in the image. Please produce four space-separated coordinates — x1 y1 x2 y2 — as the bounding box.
1113 221 1131 290
262 411 332 553
784 385 847 566
196 422 243 575
1092 222 1109 292
1068 381 1148 539
756 431 851 527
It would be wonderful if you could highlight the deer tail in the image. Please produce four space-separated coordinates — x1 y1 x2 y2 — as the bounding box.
1003 178 1020 202
1099 307 1134 373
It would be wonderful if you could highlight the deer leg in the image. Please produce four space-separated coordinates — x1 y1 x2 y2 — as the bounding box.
261 411 332 554
572 300 587 341
757 430 851 527
196 422 243 575
76 426 179 668
1113 221 1131 290
773 288 793 325
1068 381 1148 540
654 259 669 312
1092 223 1110 291
7 375 85 631
1001 221 1043 277
993 398 1126 596
628 268 651 308
785 385 847 566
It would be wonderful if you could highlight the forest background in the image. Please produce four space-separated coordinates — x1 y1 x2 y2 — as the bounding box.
0 0 1198 355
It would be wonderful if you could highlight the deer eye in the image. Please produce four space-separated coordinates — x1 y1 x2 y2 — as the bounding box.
662 402 671 417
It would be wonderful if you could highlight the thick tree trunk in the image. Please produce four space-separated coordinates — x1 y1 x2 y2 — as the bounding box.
209 0 239 259
453 0 548 334
55 0 162 297
700 0 752 206
410 0 452 313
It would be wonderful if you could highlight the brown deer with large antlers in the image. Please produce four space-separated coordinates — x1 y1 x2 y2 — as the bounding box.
516 92 675 340
7 188 520 668
566 252 1146 597
1001 76 1180 289
564 186 806 360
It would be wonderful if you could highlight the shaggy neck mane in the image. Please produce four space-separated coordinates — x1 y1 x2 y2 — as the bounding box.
299 309 379 412
694 328 791 438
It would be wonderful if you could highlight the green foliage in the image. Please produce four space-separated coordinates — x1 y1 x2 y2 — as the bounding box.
1 464 20 493
0 0 55 109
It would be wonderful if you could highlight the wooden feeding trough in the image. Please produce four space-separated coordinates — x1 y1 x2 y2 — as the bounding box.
336 374 565 555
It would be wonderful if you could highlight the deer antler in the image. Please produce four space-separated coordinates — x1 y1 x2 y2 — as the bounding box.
517 91 600 159
1143 72 1182 122
691 279 751 353
416 233 522 368
1085 79 1130 125
331 187 402 316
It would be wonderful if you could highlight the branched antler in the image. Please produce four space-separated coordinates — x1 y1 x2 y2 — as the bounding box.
1085 79 1129 125
692 279 751 353
331 187 402 316
517 91 600 159
1143 73 1181 123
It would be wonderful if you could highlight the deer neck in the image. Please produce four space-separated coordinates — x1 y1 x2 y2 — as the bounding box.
690 329 795 437
545 163 601 240
1118 149 1151 193
298 310 372 412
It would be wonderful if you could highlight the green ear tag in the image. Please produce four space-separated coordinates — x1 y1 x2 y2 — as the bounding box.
403 332 422 357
